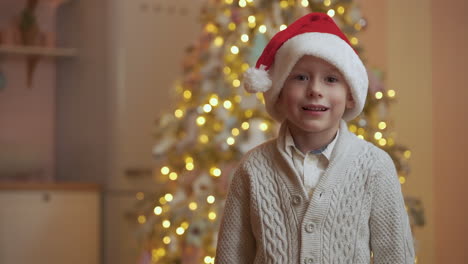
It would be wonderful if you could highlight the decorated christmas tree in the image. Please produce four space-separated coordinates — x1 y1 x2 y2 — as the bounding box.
134 1 424 263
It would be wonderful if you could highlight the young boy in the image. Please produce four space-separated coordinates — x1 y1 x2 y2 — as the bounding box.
215 13 414 264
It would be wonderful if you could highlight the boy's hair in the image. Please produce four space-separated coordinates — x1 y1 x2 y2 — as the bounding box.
243 12 368 122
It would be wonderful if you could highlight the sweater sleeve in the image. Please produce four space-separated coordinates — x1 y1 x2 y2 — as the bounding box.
369 152 415 264
215 165 256 264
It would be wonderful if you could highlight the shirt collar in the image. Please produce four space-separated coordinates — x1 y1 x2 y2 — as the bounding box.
282 124 340 161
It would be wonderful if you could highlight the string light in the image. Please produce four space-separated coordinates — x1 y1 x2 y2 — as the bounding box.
186 162 194 171
227 137 235 145
337 6 345 14
399 176 406 184
375 92 383 99
162 220 171 228
164 193 173 202
155 248 166 257
154 206 163 215
230 45 239 54
349 124 357 133
241 122 250 130
181 222 189 229
378 122 387 130
203 104 212 113
232 128 240 136
259 25 267 33
136 192 144 200
189 202 198 210
138 215 146 224
327 9 335 17
228 22 236 31
214 36 224 47
232 79 241 87
378 138 387 146
388 89 396 98
239 0 247 7
205 23 218 33
163 236 171 244
259 122 269 131
241 34 249 42
280 24 287 31
196 116 206 126
225 0 233 4
223 100 233 109
161 166 170 175
199 134 209 144
350 37 359 45
208 211 217 220
301 0 309 7
210 167 222 177
174 109 184 118
204 256 215 264
176 227 185 235
374 132 383 140
209 96 219 106
404 150 412 159
223 66 231 75
183 90 192 100
207 195 216 204
324 0 331 7
280 0 289 8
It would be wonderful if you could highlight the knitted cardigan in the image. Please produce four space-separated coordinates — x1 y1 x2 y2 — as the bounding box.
215 120 415 264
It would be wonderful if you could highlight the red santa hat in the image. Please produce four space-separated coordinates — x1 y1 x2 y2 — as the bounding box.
243 12 368 122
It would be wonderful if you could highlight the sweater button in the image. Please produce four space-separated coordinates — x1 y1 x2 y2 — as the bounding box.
304 257 314 264
292 195 302 205
305 222 315 233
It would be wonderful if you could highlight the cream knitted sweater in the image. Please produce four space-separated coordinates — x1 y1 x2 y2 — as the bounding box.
215 121 415 264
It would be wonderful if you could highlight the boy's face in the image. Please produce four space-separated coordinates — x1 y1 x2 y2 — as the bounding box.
277 55 355 136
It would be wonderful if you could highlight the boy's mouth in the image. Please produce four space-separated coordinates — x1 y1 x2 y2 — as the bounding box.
302 104 329 111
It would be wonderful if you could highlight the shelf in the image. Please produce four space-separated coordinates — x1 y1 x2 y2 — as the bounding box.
0 182 101 191
0 45 77 57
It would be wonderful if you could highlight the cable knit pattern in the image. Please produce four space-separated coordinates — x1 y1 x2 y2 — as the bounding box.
250 150 289 263
215 121 414 264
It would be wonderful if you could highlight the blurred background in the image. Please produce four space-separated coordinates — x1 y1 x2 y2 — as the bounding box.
0 0 466 263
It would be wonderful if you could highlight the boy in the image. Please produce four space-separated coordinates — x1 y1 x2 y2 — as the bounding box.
215 12 414 264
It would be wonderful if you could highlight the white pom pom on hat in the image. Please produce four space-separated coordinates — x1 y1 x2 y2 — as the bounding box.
243 12 369 122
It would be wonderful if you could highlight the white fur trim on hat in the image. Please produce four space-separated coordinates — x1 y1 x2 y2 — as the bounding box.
243 65 272 93
264 32 368 122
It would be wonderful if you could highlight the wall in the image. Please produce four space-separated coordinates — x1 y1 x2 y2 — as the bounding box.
432 0 468 263
387 1 434 263
0 0 60 181
359 0 434 263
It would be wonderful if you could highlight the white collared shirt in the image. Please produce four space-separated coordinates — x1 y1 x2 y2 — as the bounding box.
283 127 338 196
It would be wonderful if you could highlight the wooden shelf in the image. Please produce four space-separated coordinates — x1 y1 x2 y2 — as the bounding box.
0 182 101 191
0 45 77 57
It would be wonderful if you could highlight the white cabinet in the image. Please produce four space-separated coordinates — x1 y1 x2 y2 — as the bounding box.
0 184 100 264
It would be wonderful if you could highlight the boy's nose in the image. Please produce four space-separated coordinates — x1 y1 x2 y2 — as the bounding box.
307 81 323 98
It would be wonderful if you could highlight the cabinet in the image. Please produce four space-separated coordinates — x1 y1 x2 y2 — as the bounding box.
0 183 101 264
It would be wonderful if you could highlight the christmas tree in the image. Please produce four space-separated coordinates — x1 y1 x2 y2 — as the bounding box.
134 1 424 263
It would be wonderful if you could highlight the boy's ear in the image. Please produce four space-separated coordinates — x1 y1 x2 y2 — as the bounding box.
346 93 355 109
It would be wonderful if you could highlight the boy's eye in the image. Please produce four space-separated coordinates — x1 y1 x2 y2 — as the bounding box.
325 76 339 83
294 74 309 81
